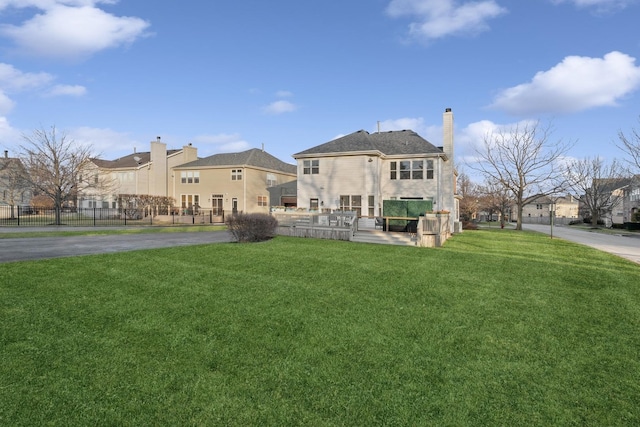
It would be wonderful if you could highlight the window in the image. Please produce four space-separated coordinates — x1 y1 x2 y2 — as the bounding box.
340 195 362 216
181 171 200 184
303 159 319 174
400 161 411 179
310 198 319 210
391 160 430 180
232 169 242 180
181 194 200 209
266 173 276 187
368 195 375 217
258 196 268 207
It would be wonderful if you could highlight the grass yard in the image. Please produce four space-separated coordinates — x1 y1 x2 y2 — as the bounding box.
1 230 639 426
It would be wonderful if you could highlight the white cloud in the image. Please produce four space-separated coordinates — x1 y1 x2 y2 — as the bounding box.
262 100 297 115
69 126 138 157
550 0 635 12
0 116 21 151
45 84 86 97
0 1 150 59
0 63 53 91
0 92 15 115
490 51 640 115
191 133 252 156
386 0 507 41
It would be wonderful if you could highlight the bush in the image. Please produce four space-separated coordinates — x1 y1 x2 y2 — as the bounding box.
462 220 478 230
583 217 604 226
226 213 279 243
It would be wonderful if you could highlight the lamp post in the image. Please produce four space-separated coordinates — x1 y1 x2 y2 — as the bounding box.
549 202 556 239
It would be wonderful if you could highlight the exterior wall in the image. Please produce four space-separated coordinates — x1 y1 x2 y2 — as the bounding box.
297 155 381 213
623 177 640 222
379 157 440 201
174 165 296 215
167 145 198 200
296 154 450 219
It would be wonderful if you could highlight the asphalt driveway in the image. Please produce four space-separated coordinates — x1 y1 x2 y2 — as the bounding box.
0 228 234 264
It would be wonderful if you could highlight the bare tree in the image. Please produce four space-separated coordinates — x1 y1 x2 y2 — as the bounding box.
565 157 626 227
478 179 512 227
469 121 573 230
617 117 640 172
457 172 480 221
19 126 96 225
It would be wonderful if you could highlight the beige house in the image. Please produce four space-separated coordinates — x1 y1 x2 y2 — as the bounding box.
293 108 459 232
173 148 297 220
0 150 32 208
83 138 198 208
520 194 580 224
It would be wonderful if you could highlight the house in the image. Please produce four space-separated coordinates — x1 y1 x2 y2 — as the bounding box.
621 175 640 223
173 148 297 220
292 108 459 233
0 150 32 208
82 137 198 209
579 178 630 226
520 194 580 224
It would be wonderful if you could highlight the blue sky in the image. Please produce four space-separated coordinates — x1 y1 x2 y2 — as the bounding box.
1 0 639 178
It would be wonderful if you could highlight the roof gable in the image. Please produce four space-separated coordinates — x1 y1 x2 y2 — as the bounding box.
294 129 443 157
178 148 296 174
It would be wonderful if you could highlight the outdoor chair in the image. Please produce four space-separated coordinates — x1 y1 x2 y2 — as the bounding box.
375 217 384 230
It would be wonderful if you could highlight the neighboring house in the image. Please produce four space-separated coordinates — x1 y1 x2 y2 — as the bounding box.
173 148 297 219
0 150 32 208
267 180 297 208
292 108 459 232
579 178 629 226
82 138 198 208
520 194 580 223
622 175 640 223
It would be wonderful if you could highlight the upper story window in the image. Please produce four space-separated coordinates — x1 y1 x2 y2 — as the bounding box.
303 159 319 175
232 169 242 181
181 171 200 184
390 160 434 180
266 173 276 187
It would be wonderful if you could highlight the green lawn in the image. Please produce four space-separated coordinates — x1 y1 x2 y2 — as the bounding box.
1 230 639 426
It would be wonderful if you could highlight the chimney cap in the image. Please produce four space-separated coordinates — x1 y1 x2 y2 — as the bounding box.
445 107 452 112
157 136 161 141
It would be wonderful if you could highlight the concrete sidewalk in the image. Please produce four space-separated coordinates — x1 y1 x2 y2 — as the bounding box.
522 223 640 265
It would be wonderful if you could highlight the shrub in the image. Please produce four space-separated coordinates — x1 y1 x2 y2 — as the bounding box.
462 220 478 230
226 213 279 243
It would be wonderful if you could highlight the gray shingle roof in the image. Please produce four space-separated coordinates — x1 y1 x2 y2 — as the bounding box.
293 129 443 157
178 148 296 174
92 150 181 169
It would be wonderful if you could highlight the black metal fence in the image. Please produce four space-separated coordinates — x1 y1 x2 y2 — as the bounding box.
0 205 218 227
